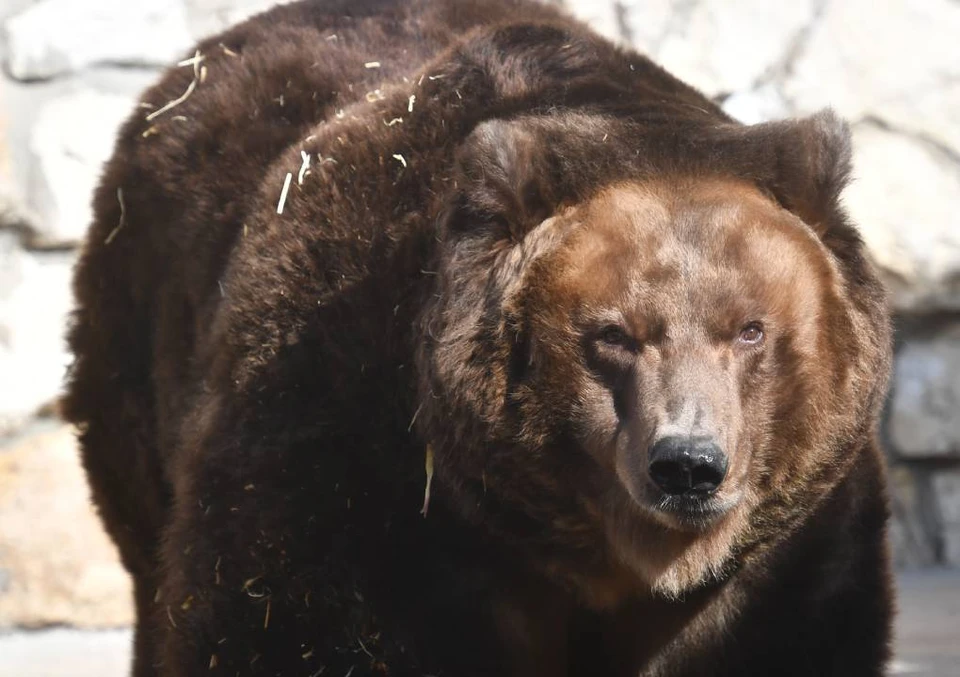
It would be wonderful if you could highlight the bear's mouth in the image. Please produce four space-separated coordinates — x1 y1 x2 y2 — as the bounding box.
652 492 738 530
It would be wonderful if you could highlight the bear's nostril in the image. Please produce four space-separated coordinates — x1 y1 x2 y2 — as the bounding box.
647 437 728 496
649 458 693 496
689 460 725 495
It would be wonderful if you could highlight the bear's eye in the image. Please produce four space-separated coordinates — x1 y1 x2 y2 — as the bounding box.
598 325 630 346
738 322 764 346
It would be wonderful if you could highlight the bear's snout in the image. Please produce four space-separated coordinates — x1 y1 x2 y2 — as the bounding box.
647 436 728 496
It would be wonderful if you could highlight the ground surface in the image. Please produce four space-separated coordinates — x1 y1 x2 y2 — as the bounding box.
0 572 956 677
892 571 960 675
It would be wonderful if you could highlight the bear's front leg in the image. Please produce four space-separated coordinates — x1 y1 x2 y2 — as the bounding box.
150 386 427 676
152 392 575 677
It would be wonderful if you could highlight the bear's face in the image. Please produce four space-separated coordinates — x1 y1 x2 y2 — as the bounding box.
419 112 888 600
523 179 841 536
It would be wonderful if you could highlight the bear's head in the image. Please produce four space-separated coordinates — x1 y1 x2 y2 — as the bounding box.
416 110 890 602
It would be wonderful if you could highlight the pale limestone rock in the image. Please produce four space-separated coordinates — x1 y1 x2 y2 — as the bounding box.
0 425 134 628
0 0 35 25
185 0 281 39
2 0 192 80
0 181 36 238
561 0 637 46
0 235 75 436
721 83 789 125
843 124 960 313
0 628 133 677
610 0 818 95
27 91 133 246
889 327 960 459
784 0 960 152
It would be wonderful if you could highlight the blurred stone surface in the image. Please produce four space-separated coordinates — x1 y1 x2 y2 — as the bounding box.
933 470 960 566
559 0 624 44
619 0 819 96
889 326 960 459
0 181 36 243
27 91 133 246
0 234 75 436
1 70 159 225
185 0 280 39
0 0 284 82
843 124 960 314
720 83 790 125
0 424 133 628
784 0 960 153
888 465 939 569
0 628 133 677
936 470 960 525
2 0 192 81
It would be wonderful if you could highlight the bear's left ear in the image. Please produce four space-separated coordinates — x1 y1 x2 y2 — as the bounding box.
740 109 853 237
450 119 555 242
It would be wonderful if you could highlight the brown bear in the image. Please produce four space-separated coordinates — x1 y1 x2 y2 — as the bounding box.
64 0 894 675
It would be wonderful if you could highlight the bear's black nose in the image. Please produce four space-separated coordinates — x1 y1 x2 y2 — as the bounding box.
647 436 728 496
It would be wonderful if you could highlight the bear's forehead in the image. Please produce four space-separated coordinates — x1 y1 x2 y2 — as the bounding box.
553 178 831 319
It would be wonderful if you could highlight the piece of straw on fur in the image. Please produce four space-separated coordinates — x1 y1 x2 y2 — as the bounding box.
421 445 434 517
364 61 381 69
298 151 311 185
408 402 423 432
177 53 204 68
146 50 204 122
104 187 126 244
356 638 373 658
277 172 293 214
242 576 265 597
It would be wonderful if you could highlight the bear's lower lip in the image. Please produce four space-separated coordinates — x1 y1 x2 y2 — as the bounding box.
653 493 732 527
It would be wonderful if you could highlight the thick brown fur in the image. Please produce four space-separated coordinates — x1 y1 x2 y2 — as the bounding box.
65 1 894 675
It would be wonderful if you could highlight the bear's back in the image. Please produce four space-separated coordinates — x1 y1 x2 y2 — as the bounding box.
61 0 575 590
65 0 569 459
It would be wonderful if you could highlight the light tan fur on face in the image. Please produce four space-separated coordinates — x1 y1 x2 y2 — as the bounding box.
537 177 839 600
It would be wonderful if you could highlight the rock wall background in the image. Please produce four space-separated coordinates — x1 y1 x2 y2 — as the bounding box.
0 0 957 630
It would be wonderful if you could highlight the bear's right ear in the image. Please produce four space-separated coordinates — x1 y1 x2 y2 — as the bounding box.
450 120 555 241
